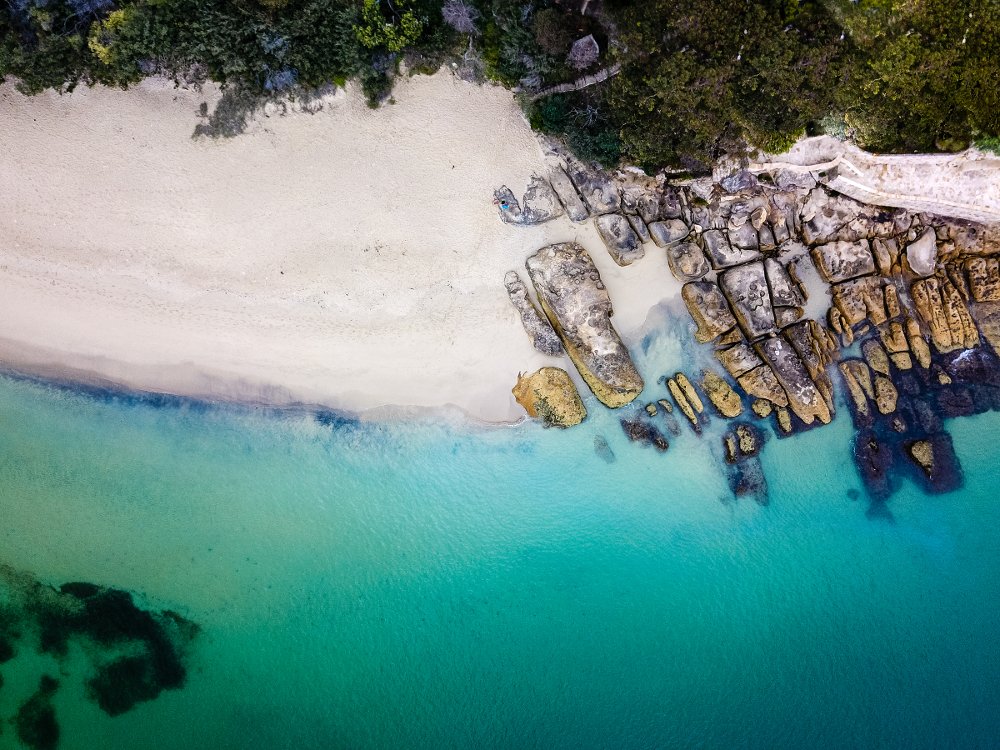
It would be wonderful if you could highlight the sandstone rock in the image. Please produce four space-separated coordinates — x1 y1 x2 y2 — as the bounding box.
938 372 952 385
775 307 804 328
891 352 913 370
879 321 909 354
756 336 832 425
844 359 874 399
720 261 778 340
839 362 870 417
675 373 704 413
657 398 673 413
526 243 644 407
812 240 876 284
701 370 743 418
728 222 759 252
758 224 777 252
828 307 844 335
716 342 764 379
872 238 894 275
833 277 885 327
645 402 658 417
905 433 963 493
967 256 1000 302
723 433 739 464
667 242 710 282
627 214 652 244
717 328 745 347
701 229 762 269
884 283 902 319
800 188 875 245
906 228 938 277
512 367 587 427
668 378 699 427
494 176 564 225
564 158 621 215
772 216 791 244
912 276 956 352
941 278 980 350
862 340 890 376
648 219 690 248
906 317 932 368
738 364 789 407
683 282 738 343
946 262 971 301
736 423 760 456
908 440 933 474
548 167 589 222
874 375 898 414
596 214 644 266
766 258 806 307
504 271 564 356
776 407 793 434
752 398 773 418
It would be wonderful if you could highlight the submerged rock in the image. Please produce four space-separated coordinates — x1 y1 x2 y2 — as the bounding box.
620 418 670 452
595 214 644 266
682 281 738 344
905 433 963 493
526 243 644 408
512 367 587 428
504 271 564 356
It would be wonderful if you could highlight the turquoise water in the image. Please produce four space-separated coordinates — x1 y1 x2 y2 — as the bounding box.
0 368 999 749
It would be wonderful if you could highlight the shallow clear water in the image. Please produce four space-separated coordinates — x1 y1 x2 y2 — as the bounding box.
0 367 998 749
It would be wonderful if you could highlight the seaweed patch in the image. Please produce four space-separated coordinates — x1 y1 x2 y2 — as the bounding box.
0 564 200 725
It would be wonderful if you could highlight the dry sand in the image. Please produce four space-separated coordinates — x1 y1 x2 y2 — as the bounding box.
0 71 678 423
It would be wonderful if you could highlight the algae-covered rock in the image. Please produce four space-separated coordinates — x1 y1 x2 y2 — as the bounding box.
751 399 773 418
873 375 898 415
512 368 587 428
701 370 743 418
862 340 891 376
504 271 564 356
526 243 644 408
776 407 793 434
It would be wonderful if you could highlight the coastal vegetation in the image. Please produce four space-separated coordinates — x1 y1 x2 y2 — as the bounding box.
1 0 998 168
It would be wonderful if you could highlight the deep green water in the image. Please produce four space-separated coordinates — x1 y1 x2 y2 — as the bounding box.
0 367 998 749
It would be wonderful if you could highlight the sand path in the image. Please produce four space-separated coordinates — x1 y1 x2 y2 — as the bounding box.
0 72 676 422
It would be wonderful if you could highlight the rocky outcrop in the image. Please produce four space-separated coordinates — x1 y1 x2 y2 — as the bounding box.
720 262 778 340
701 229 762 269
512 368 587 427
737 364 789 407
716 342 764 379
675 373 704 413
564 158 620 215
504 271 564 356
765 258 805 307
667 243 710 282
595 214 644 266
495 176 564 225
682 282 738 343
911 276 978 353
967 256 1000 302
526 243 644 408
667 377 699 429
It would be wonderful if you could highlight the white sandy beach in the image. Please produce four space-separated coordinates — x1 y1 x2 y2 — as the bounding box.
0 72 678 422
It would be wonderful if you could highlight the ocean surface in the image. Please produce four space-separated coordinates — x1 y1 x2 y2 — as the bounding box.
0 356 999 748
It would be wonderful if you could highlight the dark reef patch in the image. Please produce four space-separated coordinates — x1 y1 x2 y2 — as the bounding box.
0 564 200 721
13 676 60 750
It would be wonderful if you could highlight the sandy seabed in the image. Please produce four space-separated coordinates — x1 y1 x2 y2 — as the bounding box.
0 72 677 422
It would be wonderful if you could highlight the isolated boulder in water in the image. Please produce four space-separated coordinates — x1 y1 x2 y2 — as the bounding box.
595 214 644 266
504 271 564 356
512 367 587 428
526 243 644 408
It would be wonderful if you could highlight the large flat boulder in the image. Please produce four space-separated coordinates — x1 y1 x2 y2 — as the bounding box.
667 242 710 282
504 271 564 356
564 158 621 215
966 256 1000 302
701 229 762 269
811 240 876 283
494 176 564 225
906 229 938 277
756 336 832 424
682 281 738 344
526 243 644 407
595 214 644 266
648 220 690 248
719 261 778 340
765 258 805 307
716 342 764 379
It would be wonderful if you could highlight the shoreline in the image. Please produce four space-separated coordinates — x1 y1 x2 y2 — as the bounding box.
0 72 678 424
